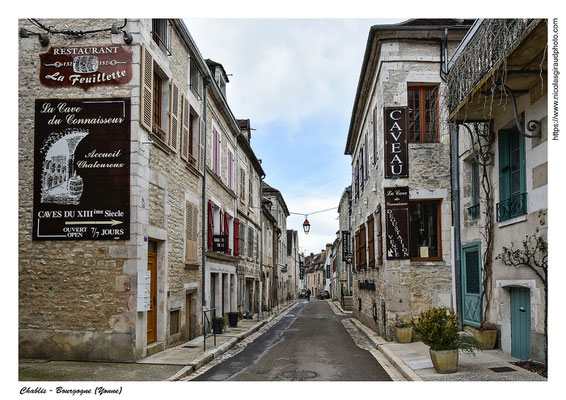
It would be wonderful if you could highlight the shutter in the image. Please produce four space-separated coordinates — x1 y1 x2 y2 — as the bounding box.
208 200 214 251
498 129 511 201
185 201 198 263
140 43 153 132
367 215 375 268
180 93 189 161
199 118 205 172
376 205 383 265
373 106 378 163
234 218 240 256
169 81 180 150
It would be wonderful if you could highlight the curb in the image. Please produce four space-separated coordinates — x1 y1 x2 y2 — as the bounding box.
173 301 299 380
349 317 422 382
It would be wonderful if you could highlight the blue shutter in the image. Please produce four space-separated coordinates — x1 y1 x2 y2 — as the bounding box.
498 129 511 202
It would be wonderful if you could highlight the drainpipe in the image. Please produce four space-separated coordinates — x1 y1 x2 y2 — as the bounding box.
452 124 463 326
201 77 211 313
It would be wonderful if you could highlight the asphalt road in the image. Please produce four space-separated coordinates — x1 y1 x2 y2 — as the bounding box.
193 300 392 381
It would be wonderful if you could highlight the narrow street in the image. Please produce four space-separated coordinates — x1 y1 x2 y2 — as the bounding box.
191 300 392 381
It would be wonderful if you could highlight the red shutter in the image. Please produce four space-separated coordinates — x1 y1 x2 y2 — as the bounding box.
208 200 214 251
234 218 240 256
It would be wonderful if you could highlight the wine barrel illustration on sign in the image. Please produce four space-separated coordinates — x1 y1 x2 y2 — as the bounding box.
40 128 89 205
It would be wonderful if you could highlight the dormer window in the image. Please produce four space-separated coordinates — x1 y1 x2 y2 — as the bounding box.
217 73 227 99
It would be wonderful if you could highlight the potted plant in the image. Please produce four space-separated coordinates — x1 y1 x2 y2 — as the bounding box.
227 312 239 328
413 306 481 374
471 323 498 350
212 316 225 334
394 320 413 343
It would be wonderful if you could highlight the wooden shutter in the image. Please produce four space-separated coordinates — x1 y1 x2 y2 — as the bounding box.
498 129 511 202
367 214 375 268
180 93 189 161
169 81 180 150
360 223 366 268
185 201 198 263
140 44 153 132
234 218 240 256
373 106 377 163
199 118 205 172
207 200 214 250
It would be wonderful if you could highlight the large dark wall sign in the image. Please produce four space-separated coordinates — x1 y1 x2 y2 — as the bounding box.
40 45 133 90
384 187 410 259
384 107 408 179
33 98 130 241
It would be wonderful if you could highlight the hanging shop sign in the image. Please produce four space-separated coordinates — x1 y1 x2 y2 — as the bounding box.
33 98 130 241
358 279 376 291
40 45 133 90
383 107 409 179
384 186 410 259
341 230 352 262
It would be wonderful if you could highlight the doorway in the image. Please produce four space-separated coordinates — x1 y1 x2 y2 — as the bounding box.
462 242 481 327
510 287 531 360
147 240 158 344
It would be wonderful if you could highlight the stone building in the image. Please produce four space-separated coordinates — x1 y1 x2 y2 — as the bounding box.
286 229 300 300
344 19 473 339
261 198 277 309
447 19 548 362
19 18 210 361
261 182 291 305
337 186 353 304
19 18 267 362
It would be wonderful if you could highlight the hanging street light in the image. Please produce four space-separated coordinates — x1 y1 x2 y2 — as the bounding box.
302 217 311 234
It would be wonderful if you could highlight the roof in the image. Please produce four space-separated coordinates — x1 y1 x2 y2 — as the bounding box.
261 181 290 217
205 59 230 82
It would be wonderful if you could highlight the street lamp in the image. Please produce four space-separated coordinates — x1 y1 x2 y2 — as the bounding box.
302 217 310 234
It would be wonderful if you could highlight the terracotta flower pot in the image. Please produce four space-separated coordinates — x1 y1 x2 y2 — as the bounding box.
472 329 497 350
395 327 413 343
429 349 459 373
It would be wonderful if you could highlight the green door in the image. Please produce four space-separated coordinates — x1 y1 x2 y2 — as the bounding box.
462 242 481 327
510 287 531 360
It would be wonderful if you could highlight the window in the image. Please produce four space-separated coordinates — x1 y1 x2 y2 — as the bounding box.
152 19 170 53
189 58 203 98
239 167 246 203
359 149 364 190
207 200 215 251
409 200 441 260
153 72 162 130
355 224 366 269
239 221 245 257
248 172 253 208
248 227 254 258
169 309 180 335
227 149 234 190
364 134 369 179
372 106 378 164
212 127 221 176
468 160 480 220
408 86 439 142
354 159 359 200
497 126 526 222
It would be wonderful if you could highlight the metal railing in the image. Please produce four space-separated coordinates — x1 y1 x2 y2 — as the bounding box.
467 203 480 220
202 308 216 351
496 192 527 222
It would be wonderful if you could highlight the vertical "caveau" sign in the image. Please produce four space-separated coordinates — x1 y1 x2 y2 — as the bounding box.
384 187 410 259
383 107 408 179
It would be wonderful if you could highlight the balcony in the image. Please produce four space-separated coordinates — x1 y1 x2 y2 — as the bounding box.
447 19 547 122
496 193 527 222
467 203 480 220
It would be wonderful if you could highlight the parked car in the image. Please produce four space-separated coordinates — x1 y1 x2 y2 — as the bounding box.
299 289 307 299
317 290 330 299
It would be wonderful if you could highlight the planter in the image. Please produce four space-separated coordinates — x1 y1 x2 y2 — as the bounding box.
395 327 413 343
227 313 238 328
429 349 459 374
472 329 498 350
212 319 223 334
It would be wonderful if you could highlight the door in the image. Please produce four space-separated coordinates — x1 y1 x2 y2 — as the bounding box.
147 243 158 344
510 287 531 360
462 242 482 327
184 293 191 341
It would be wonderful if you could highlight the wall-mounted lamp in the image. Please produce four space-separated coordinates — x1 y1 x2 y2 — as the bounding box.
123 31 133 45
38 33 50 46
19 28 29 38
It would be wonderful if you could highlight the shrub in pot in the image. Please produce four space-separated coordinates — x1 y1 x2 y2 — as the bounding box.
472 323 498 350
212 316 225 334
413 307 481 373
394 320 414 343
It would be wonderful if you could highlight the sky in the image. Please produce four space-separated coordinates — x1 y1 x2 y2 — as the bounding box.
186 18 404 255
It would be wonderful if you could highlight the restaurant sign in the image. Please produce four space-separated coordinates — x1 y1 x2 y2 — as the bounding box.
383 107 409 179
384 187 410 259
40 45 133 90
33 98 130 240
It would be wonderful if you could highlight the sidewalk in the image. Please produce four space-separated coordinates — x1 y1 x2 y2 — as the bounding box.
19 301 298 382
332 301 547 382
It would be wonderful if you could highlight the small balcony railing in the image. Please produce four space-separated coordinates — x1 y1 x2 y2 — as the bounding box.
496 192 527 222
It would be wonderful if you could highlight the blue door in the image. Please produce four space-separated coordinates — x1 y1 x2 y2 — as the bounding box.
510 287 531 360
462 243 481 327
